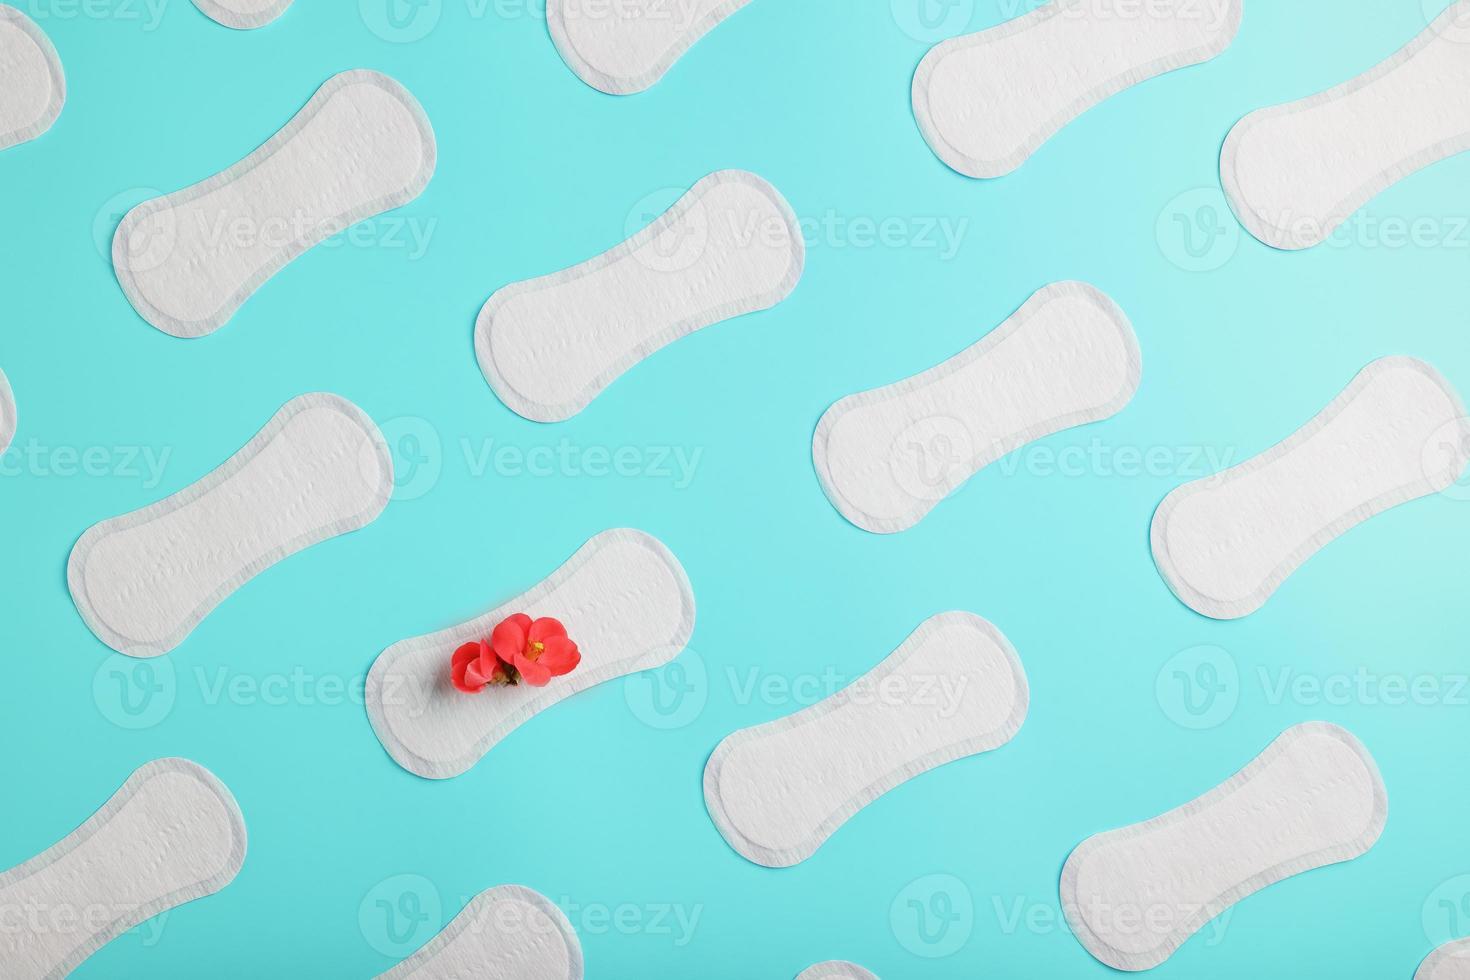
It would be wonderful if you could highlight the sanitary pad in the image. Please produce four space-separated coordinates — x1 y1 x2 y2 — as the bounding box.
367 529 696 779
0 5 64 151
1152 357 1470 619
1061 722 1386 971
113 70 436 337
913 0 1241 177
1419 940 1470 980
547 0 753 94
477 170 803 422
1223 2 1470 249
705 612 1027 867
814 282 1140 533
0 759 246 980
69 393 393 657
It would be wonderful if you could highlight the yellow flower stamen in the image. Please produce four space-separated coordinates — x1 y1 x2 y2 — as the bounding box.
528 641 545 660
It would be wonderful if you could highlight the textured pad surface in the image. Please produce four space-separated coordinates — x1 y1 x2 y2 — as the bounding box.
1061 723 1386 971
477 170 803 422
68 393 393 657
705 612 1027 867
113 70 435 337
1152 357 1470 619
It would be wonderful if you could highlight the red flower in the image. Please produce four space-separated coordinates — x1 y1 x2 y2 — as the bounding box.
450 614 581 692
451 640 509 693
490 614 580 687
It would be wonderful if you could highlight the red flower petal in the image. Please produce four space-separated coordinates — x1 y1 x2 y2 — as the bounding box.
452 651 486 694
451 642 481 672
513 651 552 687
528 617 567 643
463 658 491 689
491 616 530 662
538 637 581 676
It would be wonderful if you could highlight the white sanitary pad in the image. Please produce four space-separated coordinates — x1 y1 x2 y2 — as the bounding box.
1420 940 1470 980
476 169 803 422
795 962 878 980
1222 2 1470 250
69 393 393 657
378 886 583 980
1061 722 1386 971
1152 357 1470 619
113 70 436 337
0 759 246 980
913 0 1241 177
0 5 64 151
547 0 752 94
0 365 14 454
813 282 1140 534
367 529 696 779
192 0 292 29
704 612 1028 868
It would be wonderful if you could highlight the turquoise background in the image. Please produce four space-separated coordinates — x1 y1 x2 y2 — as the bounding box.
2 0 1469 976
